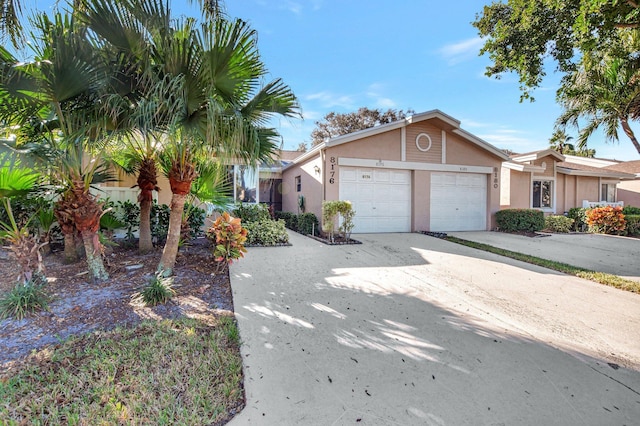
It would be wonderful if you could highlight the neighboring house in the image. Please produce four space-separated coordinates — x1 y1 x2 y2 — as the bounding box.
281 110 509 233
501 150 635 214
602 160 640 207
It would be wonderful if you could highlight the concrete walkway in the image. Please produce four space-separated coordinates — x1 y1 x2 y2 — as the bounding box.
229 231 640 425
448 231 640 282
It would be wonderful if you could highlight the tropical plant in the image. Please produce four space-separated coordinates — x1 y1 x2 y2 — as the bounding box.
0 278 49 319
131 272 176 306
586 206 626 235
557 52 640 154
205 212 247 274
0 11 114 281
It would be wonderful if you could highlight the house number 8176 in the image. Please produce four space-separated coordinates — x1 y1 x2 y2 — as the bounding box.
329 156 336 184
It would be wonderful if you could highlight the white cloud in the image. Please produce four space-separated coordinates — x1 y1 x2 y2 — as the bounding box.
305 91 356 109
438 37 484 65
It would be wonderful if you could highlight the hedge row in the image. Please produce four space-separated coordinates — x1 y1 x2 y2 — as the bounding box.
274 211 319 236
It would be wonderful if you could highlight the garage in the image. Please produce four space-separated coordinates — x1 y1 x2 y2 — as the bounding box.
430 172 487 231
339 167 411 233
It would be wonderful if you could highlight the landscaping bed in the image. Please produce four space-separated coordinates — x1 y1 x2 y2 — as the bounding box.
0 238 244 424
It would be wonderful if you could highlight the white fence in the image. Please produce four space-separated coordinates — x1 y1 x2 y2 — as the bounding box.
582 200 624 208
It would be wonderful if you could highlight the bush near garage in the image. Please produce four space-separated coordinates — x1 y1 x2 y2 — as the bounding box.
274 211 298 232
297 213 319 236
544 215 574 233
624 214 640 236
495 208 545 232
243 219 289 246
567 207 589 232
586 206 626 235
231 203 271 224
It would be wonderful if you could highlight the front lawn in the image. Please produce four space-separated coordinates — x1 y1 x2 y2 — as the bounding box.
0 317 244 425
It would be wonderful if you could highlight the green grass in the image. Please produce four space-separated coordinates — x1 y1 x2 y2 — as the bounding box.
0 317 244 425
445 236 640 294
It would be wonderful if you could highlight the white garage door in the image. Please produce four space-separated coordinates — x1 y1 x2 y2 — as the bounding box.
430 172 487 232
340 167 411 233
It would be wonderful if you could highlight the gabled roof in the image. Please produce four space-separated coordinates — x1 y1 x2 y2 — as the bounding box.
562 155 619 168
502 161 546 173
511 149 565 163
556 161 635 179
285 109 509 168
603 160 640 175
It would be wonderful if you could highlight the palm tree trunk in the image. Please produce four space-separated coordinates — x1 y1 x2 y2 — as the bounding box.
157 192 187 276
63 233 77 263
139 198 153 253
621 118 640 154
80 229 108 282
137 158 158 253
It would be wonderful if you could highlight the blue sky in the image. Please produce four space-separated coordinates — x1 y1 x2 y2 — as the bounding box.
31 0 640 160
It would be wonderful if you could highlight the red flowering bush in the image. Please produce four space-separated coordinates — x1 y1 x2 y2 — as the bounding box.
206 212 248 273
586 206 626 235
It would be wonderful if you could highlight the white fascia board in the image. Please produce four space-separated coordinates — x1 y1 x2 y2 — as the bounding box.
451 129 510 160
563 155 618 167
406 109 461 127
325 121 405 147
338 157 493 174
502 161 545 173
512 149 565 163
325 109 462 149
284 144 324 170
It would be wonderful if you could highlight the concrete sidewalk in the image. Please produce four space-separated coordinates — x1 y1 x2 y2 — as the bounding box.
229 231 640 425
448 231 640 282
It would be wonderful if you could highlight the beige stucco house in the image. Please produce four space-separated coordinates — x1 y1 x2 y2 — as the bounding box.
281 110 509 233
501 150 636 214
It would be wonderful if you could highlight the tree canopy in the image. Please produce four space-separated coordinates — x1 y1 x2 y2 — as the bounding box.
473 0 640 100
310 107 411 146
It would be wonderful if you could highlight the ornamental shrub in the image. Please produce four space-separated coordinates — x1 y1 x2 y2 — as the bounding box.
205 212 248 273
567 207 589 232
586 206 626 235
544 215 574 233
274 211 298 231
297 213 319 236
624 214 640 236
623 206 640 216
495 209 544 232
232 203 271 224
322 200 355 240
243 219 289 246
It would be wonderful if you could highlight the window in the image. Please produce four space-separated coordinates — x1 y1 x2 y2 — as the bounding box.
532 180 552 208
601 184 616 202
295 175 301 192
233 165 258 203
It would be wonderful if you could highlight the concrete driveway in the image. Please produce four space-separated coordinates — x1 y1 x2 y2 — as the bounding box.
229 231 640 425
448 231 640 282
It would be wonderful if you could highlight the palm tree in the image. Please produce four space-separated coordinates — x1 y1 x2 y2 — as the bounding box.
0 12 112 281
557 48 640 155
154 17 300 275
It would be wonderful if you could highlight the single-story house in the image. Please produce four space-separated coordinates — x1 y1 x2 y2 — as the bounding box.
281 110 510 233
93 110 640 234
603 160 640 207
501 150 636 214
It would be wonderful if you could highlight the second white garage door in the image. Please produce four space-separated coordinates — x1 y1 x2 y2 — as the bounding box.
430 172 487 232
339 167 411 233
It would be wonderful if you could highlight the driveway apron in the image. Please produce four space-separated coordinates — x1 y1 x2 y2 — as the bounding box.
229 231 640 425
